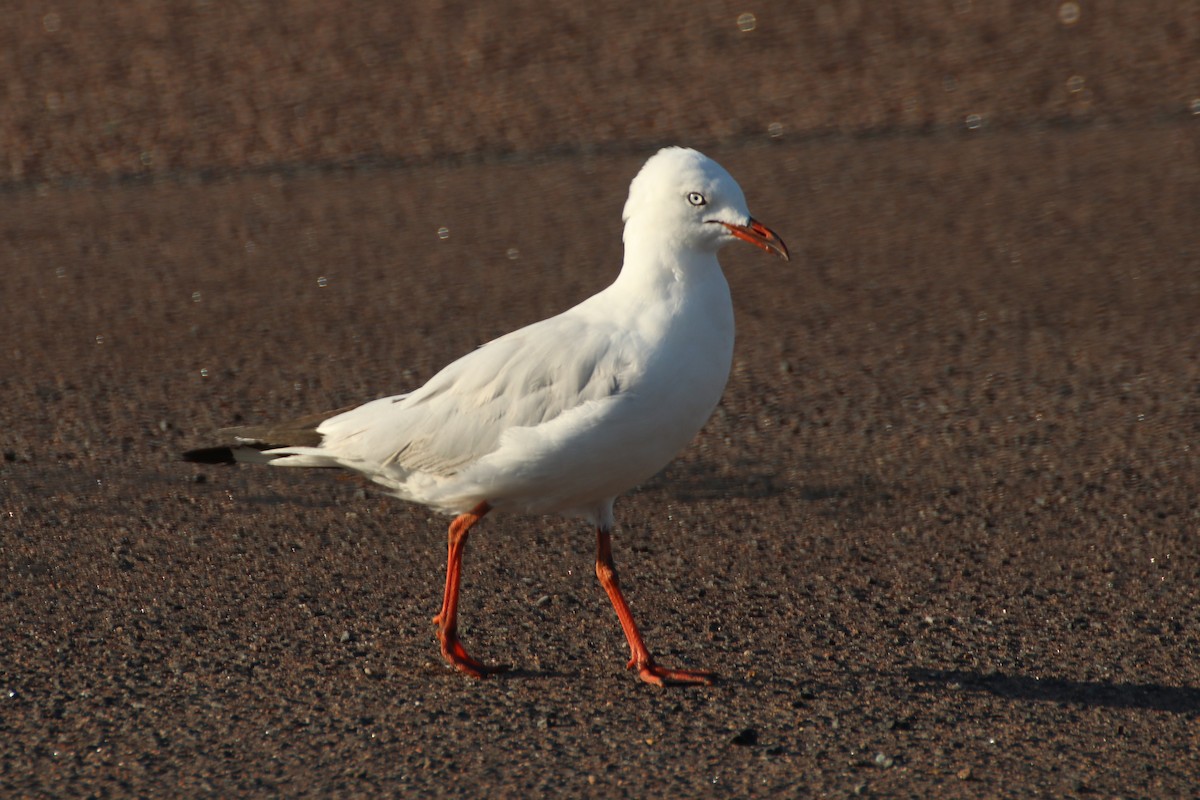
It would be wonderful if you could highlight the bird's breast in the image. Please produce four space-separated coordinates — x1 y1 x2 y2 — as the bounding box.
619 272 735 437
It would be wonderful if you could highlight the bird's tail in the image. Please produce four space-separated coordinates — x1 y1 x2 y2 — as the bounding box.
182 406 355 467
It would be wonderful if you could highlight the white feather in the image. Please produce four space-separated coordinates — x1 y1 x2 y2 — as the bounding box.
262 147 782 530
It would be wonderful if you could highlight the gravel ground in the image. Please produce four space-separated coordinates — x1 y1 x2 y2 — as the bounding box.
3 3 1199 797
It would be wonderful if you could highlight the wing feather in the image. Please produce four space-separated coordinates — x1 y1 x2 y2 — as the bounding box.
314 314 638 477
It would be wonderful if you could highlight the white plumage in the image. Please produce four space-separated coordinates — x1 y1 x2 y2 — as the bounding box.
187 147 788 685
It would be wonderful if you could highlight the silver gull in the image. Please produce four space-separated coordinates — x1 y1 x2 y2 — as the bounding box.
184 146 789 685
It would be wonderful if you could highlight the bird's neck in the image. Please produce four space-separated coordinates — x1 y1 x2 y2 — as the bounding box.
614 232 724 300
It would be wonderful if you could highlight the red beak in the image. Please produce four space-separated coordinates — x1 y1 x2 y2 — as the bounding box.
717 218 790 261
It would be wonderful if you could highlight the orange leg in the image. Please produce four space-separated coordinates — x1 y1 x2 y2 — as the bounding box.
594 527 714 686
431 501 508 678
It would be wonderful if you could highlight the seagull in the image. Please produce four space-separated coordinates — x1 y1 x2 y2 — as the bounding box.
184 147 789 686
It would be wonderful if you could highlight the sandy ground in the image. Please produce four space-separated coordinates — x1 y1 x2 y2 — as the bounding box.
3 3 1199 797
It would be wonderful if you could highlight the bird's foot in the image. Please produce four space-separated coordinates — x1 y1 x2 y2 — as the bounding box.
628 658 715 687
437 627 509 679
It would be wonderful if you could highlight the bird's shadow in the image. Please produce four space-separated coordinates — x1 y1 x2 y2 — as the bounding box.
639 460 897 518
638 460 787 502
904 668 1200 714
492 667 575 682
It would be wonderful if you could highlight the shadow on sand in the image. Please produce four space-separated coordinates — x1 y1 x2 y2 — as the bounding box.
905 668 1200 714
638 459 897 509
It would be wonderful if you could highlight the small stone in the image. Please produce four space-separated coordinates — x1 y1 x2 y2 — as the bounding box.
730 728 758 746
957 766 973 781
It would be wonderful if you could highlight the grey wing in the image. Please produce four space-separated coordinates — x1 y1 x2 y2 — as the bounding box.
316 316 636 476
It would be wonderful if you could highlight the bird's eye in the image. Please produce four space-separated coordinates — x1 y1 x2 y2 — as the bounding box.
687 192 707 207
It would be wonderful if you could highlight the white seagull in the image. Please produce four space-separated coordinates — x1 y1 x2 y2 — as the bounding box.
185 147 789 686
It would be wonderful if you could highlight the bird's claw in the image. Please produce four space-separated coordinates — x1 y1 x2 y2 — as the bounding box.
628 658 715 687
437 627 508 678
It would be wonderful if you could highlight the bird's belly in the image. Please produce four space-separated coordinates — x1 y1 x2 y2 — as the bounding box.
405 281 735 520
469 350 729 517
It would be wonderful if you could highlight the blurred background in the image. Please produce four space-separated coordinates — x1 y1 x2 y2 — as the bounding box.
4 0 1197 182
3 2 1199 797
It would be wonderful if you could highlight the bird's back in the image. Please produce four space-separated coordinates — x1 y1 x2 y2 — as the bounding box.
266 264 733 525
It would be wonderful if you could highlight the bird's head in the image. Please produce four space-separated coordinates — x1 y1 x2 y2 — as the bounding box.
622 147 788 262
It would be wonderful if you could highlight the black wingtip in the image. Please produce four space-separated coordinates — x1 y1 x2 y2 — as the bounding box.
182 447 238 465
